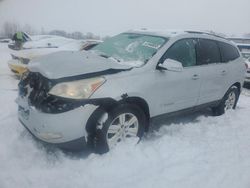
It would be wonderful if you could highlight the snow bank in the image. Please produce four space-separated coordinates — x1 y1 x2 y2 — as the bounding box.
1 43 250 188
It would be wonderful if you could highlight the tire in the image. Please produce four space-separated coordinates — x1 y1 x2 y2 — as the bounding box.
93 103 147 154
212 86 239 116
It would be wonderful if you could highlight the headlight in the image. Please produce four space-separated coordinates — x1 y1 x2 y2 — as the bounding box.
49 77 106 99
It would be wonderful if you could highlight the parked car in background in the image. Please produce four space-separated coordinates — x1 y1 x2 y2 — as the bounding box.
0 38 11 43
8 33 83 50
245 57 250 85
237 44 250 59
17 30 246 153
8 39 102 76
8 32 31 50
228 37 250 59
21 35 75 49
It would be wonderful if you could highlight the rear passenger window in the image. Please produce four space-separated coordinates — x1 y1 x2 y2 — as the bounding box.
197 39 220 65
161 39 197 67
218 42 240 62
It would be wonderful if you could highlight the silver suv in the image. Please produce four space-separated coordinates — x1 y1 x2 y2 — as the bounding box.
17 30 246 153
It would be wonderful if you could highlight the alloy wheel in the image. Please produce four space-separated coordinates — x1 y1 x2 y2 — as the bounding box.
224 91 236 111
106 113 139 149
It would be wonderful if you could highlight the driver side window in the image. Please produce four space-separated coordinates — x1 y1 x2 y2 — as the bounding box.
161 39 197 67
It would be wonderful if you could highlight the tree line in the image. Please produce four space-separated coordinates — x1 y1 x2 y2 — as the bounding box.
0 22 108 40
1 21 250 40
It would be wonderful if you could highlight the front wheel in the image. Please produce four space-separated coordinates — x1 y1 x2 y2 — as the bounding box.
212 86 239 116
93 104 146 154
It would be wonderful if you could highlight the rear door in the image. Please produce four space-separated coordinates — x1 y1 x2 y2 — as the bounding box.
217 41 243 94
196 38 228 105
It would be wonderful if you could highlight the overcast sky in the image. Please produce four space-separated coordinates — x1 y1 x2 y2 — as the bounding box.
0 0 249 36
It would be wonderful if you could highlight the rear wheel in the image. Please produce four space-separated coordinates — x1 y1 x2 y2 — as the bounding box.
93 104 146 154
212 86 239 116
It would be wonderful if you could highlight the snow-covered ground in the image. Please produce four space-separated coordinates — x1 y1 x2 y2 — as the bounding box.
1 43 250 188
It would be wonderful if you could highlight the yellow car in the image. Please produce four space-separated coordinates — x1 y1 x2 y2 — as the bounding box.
8 56 29 76
8 39 102 77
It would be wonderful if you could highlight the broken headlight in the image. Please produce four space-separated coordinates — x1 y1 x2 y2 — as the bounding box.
48 77 106 99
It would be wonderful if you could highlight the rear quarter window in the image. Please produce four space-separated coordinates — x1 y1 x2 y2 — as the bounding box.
196 39 221 65
218 42 240 62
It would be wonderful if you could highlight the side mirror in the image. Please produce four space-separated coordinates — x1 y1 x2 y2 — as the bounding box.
158 58 183 72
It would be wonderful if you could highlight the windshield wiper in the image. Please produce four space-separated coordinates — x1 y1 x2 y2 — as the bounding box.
99 54 109 59
91 50 121 62
99 54 121 62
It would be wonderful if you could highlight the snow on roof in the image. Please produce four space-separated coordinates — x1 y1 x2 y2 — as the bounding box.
128 29 186 38
235 43 250 47
228 37 250 40
127 28 226 39
23 36 75 49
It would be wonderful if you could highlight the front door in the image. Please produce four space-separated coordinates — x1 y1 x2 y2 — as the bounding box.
151 38 202 115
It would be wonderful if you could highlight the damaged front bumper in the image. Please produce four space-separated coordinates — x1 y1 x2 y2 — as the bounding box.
17 71 119 150
17 96 98 149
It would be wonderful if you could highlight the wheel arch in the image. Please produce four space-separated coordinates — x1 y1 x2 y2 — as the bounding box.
122 96 150 121
85 96 151 135
221 82 241 101
232 82 241 94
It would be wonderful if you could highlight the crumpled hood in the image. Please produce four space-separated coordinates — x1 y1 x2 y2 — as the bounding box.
28 51 132 79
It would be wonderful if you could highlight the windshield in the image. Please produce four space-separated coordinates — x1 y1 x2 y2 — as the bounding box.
91 33 167 64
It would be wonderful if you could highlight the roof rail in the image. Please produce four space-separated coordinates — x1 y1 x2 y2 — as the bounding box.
185 30 227 39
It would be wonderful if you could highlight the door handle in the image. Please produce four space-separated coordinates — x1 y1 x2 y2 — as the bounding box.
221 70 227 75
192 74 199 80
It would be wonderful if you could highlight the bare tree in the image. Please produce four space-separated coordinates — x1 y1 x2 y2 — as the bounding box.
23 24 36 35
2 22 20 38
49 30 68 37
0 21 103 40
85 32 94 39
70 31 84 39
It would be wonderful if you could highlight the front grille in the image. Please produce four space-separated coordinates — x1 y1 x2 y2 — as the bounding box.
247 70 250 73
18 72 53 109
